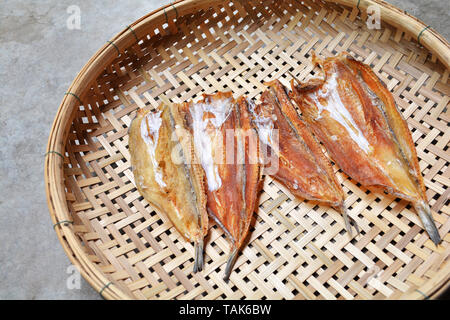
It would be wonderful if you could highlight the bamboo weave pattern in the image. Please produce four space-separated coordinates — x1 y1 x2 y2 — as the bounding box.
50 0 450 299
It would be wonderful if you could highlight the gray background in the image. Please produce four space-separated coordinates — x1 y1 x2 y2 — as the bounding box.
0 0 448 300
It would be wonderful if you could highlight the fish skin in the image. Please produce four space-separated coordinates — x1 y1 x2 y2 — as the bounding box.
235 96 264 250
129 105 208 272
180 93 264 281
290 52 441 245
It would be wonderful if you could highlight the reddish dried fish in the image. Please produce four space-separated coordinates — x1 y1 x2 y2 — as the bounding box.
180 93 263 281
290 52 441 244
129 104 208 272
248 80 357 234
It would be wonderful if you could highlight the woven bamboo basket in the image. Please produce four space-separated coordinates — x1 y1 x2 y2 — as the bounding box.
45 0 450 300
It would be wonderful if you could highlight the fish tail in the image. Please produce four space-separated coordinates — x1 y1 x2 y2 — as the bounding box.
339 204 360 237
193 239 204 273
414 201 441 245
223 248 239 283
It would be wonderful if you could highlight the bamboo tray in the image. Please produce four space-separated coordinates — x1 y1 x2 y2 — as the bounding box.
45 0 450 300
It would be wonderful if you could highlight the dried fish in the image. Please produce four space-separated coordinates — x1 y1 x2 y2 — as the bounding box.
180 93 264 281
248 80 357 235
290 52 441 244
129 104 208 272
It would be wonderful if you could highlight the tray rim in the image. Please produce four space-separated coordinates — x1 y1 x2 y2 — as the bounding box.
45 0 450 300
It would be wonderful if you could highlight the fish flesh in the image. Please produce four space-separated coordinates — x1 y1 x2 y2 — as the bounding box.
290 52 441 244
248 80 357 234
128 104 209 272
179 92 264 281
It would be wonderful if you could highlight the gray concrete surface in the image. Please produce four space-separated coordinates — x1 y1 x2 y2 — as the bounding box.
0 0 448 300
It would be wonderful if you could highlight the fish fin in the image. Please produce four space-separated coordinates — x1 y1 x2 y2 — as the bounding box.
311 51 324 68
193 239 204 273
338 51 352 59
288 71 301 86
414 201 441 245
223 248 238 282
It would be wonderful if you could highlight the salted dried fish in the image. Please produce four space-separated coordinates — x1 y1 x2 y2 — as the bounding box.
180 92 263 281
290 52 441 244
248 80 357 234
129 104 208 272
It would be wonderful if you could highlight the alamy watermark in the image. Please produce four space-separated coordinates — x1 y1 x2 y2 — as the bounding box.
66 264 81 290
66 5 81 30
366 5 381 30
167 126 280 175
